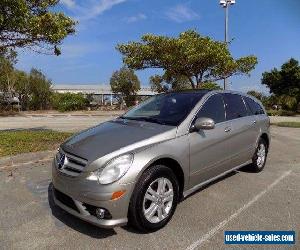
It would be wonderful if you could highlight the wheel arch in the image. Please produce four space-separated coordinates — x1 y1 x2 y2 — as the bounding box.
260 133 270 150
145 157 185 200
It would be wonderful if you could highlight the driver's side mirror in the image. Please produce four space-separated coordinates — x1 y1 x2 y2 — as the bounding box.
192 117 215 132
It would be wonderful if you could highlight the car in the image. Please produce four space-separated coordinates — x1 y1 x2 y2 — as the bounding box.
51 90 270 232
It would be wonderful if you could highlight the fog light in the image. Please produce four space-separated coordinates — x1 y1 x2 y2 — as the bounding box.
95 208 106 219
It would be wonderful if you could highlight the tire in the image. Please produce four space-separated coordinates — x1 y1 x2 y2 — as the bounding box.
249 138 268 172
128 165 179 232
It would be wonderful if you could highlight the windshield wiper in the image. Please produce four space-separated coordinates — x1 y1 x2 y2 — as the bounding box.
119 116 167 125
138 117 167 125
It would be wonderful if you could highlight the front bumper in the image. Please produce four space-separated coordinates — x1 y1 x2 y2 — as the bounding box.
52 160 135 228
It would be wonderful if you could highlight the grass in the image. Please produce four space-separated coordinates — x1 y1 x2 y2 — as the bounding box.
0 130 73 157
272 122 300 128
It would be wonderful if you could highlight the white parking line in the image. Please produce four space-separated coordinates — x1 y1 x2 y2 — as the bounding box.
185 170 292 250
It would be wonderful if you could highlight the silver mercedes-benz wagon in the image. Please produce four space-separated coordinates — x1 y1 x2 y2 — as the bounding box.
52 90 270 231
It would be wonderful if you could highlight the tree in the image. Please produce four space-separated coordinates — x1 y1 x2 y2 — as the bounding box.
51 93 89 112
262 58 300 102
0 0 76 55
28 68 53 110
199 81 222 90
247 90 264 101
150 73 191 93
110 67 140 107
0 49 17 92
117 30 257 89
14 70 31 110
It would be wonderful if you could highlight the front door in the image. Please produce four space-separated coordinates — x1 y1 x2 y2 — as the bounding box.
188 94 232 188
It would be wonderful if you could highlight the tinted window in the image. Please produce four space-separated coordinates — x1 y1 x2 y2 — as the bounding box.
122 92 207 126
223 93 248 120
244 96 265 115
196 94 226 123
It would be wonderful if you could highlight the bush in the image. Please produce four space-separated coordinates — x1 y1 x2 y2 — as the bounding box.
51 93 88 112
267 109 296 116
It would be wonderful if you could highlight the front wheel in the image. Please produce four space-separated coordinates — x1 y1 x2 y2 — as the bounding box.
128 165 179 232
249 138 268 172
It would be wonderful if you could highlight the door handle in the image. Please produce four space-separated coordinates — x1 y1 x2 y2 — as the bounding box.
225 127 231 133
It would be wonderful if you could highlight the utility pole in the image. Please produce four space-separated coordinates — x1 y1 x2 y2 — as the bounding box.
220 0 236 90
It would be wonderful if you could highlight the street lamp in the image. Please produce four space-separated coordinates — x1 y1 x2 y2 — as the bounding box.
220 0 236 90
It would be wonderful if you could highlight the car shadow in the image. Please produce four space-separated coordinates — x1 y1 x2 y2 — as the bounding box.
239 164 257 173
48 183 116 239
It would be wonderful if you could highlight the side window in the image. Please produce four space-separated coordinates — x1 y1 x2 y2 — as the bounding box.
196 94 226 123
223 93 248 120
244 96 265 115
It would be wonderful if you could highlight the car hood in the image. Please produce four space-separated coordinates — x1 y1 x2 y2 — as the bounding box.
61 119 176 162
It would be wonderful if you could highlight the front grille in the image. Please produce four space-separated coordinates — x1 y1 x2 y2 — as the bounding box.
56 150 88 177
54 188 79 213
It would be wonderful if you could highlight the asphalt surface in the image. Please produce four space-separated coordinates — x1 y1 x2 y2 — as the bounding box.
0 111 124 132
0 111 299 132
0 126 299 249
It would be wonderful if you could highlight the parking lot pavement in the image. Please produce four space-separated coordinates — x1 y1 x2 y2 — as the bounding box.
0 113 299 133
0 127 299 250
0 111 124 132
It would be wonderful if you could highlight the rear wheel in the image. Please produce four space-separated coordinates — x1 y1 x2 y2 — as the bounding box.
128 165 179 232
249 138 268 172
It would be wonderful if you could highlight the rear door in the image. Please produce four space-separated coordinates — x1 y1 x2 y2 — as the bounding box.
243 96 268 153
188 94 232 187
222 93 256 167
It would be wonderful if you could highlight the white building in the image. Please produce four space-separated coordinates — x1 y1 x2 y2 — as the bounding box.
53 84 156 105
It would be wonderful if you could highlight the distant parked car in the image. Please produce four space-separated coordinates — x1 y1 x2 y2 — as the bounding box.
52 90 270 231
0 92 20 105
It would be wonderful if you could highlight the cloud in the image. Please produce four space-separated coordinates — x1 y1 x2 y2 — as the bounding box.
125 13 147 23
166 4 200 23
60 0 76 9
77 0 127 21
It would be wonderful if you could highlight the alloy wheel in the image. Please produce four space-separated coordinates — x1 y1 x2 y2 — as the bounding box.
142 177 174 223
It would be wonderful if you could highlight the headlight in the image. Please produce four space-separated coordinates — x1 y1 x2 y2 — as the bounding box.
87 154 133 184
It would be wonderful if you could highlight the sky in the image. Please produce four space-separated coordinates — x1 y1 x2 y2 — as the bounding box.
16 0 300 93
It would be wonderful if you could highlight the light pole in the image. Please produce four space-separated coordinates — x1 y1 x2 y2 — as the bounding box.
220 0 235 90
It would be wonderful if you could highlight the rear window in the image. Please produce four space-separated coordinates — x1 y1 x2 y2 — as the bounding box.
244 96 265 115
223 93 248 120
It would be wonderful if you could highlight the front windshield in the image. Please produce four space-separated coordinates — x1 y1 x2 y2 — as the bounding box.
121 92 207 126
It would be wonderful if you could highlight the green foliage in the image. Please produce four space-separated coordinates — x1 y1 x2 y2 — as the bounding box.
150 74 191 93
51 93 89 112
267 109 296 117
272 122 300 128
262 58 300 103
0 50 54 111
110 67 141 106
28 68 53 110
13 70 31 110
277 95 298 111
117 30 257 89
199 81 222 90
0 0 76 55
0 49 17 94
247 90 264 101
0 130 72 157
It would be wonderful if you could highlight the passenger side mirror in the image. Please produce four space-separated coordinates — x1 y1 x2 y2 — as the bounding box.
193 117 215 131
